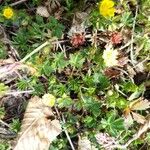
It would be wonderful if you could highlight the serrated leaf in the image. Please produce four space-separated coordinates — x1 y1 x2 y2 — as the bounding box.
69 53 85 69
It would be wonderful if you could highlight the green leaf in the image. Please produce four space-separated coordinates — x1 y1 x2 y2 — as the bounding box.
93 73 110 90
46 17 64 38
10 119 21 133
0 83 8 96
0 107 5 119
122 81 138 93
82 96 101 117
101 111 125 136
106 92 128 109
69 53 85 69
52 52 68 70
128 84 145 100
57 94 73 108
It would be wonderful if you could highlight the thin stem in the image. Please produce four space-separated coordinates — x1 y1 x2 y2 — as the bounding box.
6 90 34 96
54 107 75 150
62 115 75 150
20 41 49 63
20 39 68 63
0 119 10 128
10 0 27 6
130 5 138 65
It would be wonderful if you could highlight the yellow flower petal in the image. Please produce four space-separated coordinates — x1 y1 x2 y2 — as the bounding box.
105 0 115 8
3 7 14 19
107 8 115 17
99 0 115 18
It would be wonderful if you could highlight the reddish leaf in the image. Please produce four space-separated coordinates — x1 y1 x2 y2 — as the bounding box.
110 32 122 45
104 68 121 79
70 33 85 47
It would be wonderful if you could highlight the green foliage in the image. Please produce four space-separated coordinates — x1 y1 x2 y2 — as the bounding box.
49 139 68 150
10 119 21 133
83 116 97 128
135 35 150 56
12 16 64 58
93 73 110 90
101 111 125 136
120 12 133 27
69 52 85 69
64 0 74 11
17 78 32 90
90 9 109 30
47 17 64 38
106 91 128 109
52 52 68 71
0 44 7 59
0 142 10 150
0 0 149 149
121 81 138 93
57 94 73 108
31 0 42 6
0 107 5 119
81 96 101 117
0 83 8 96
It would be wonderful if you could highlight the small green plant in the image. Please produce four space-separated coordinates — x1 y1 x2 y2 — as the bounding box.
0 83 8 97
0 107 5 119
0 0 150 149
10 119 21 133
101 111 125 136
0 142 10 150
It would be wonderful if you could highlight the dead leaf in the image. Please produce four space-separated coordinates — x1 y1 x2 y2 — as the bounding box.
131 112 146 124
126 65 136 78
36 6 50 18
0 58 15 65
95 133 118 150
0 62 21 79
0 62 38 79
14 96 61 150
117 56 129 67
123 110 146 127
130 98 150 110
123 98 149 127
124 112 134 128
136 118 150 137
104 68 121 79
45 0 60 15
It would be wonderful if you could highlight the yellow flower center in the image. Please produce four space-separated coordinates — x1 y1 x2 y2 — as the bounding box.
3 7 14 19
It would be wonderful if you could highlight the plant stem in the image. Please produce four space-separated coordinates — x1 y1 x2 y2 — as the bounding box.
20 41 50 63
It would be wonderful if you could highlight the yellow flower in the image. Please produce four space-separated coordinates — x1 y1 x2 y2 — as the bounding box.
3 7 14 19
102 48 118 67
99 0 115 18
42 93 56 107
